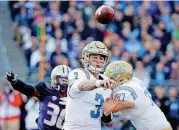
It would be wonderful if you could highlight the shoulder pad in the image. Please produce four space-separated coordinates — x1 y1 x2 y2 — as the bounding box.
45 82 53 89
34 81 52 98
68 68 90 80
113 86 137 100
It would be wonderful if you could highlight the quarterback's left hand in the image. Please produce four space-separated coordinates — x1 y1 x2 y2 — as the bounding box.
103 94 135 114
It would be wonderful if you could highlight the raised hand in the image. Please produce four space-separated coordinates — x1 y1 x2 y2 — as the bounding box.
5 71 17 84
102 94 119 115
103 94 135 114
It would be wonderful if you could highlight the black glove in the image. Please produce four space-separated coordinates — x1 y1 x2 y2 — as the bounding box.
5 71 17 84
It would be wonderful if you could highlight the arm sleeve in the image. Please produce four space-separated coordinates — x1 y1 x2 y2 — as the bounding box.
68 69 89 98
11 79 36 97
11 79 49 99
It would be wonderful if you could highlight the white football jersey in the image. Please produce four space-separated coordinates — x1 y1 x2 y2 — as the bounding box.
63 68 112 130
113 76 171 130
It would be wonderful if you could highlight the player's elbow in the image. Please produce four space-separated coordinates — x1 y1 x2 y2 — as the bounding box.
70 80 86 91
79 83 86 91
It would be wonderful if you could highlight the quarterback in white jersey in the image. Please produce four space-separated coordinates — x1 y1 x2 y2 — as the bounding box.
103 61 173 130
63 41 134 130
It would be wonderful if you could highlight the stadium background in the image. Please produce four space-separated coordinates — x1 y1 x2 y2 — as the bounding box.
0 1 179 130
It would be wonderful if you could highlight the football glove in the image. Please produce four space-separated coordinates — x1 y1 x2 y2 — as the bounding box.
5 71 17 84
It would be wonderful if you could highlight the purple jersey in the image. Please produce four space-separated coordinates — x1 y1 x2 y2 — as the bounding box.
35 81 66 130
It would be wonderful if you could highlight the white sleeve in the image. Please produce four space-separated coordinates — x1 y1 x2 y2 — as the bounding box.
68 69 89 98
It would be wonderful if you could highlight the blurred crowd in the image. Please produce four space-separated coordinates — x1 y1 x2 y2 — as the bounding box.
8 1 179 88
0 83 39 130
0 1 178 130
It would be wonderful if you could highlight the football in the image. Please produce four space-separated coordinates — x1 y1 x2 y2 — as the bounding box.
95 5 115 25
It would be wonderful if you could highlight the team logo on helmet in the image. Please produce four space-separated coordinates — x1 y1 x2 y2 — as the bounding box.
104 61 133 85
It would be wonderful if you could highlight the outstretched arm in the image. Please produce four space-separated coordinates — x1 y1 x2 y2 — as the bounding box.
11 79 40 97
78 79 98 91
5 71 39 97
69 69 117 93
78 79 116 91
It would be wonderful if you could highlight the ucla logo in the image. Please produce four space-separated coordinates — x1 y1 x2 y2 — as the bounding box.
112 66 125 75
98 50 104 54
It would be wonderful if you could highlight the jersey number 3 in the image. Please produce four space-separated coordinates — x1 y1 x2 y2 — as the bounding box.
90 93 104 118
44 102 65 129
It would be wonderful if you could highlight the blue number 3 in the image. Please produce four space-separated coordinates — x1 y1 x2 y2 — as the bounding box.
90 93 104 118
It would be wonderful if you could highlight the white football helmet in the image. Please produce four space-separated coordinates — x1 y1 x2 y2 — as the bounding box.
104 61 133 85
51 65 71 93
81 41 109 73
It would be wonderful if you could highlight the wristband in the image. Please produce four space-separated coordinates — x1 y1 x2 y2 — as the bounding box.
95 80 102 88
101 113 112 123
